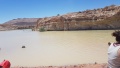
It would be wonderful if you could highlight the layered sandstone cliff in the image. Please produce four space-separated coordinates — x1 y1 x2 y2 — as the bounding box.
36 5 120 31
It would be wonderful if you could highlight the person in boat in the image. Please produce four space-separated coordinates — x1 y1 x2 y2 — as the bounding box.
108 30 120 68
0 60 11 68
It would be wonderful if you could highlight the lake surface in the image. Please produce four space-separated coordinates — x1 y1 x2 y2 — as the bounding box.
0 29 115 67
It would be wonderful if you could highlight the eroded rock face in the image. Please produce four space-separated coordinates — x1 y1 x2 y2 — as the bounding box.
36 5 120 31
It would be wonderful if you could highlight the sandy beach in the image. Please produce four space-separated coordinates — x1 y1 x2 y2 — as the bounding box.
11 63 108 68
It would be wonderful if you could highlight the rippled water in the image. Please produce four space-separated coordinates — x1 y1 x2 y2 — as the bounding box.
0 29 115 66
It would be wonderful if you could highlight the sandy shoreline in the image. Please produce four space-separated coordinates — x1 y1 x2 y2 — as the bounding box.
11 63 108 68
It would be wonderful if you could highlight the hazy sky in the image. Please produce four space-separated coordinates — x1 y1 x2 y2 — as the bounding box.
0 0 120 23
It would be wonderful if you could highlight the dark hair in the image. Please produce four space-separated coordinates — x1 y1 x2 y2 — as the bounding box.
112 30 120 42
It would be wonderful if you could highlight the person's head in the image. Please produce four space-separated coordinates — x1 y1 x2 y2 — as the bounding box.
112 30 120 42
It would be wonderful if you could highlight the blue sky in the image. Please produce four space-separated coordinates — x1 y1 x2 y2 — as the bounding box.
0 0 120 24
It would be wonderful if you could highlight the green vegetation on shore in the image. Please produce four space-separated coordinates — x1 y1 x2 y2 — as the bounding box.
39 27 45 32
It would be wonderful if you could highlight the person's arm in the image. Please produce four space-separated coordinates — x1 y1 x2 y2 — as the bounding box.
117 48 120 57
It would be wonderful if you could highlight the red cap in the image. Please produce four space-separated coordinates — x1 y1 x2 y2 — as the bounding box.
0 60 11 68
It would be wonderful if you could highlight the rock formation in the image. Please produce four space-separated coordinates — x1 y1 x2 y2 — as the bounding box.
36 5 120 31
1 5 120 31
22 46 26 48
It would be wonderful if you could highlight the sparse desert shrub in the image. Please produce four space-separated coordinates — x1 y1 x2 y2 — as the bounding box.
39 27 45 32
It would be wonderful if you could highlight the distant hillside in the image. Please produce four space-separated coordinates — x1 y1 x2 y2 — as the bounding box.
4 18 39 26
36 5 120 31
2 18 39 29
0 24 14 31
